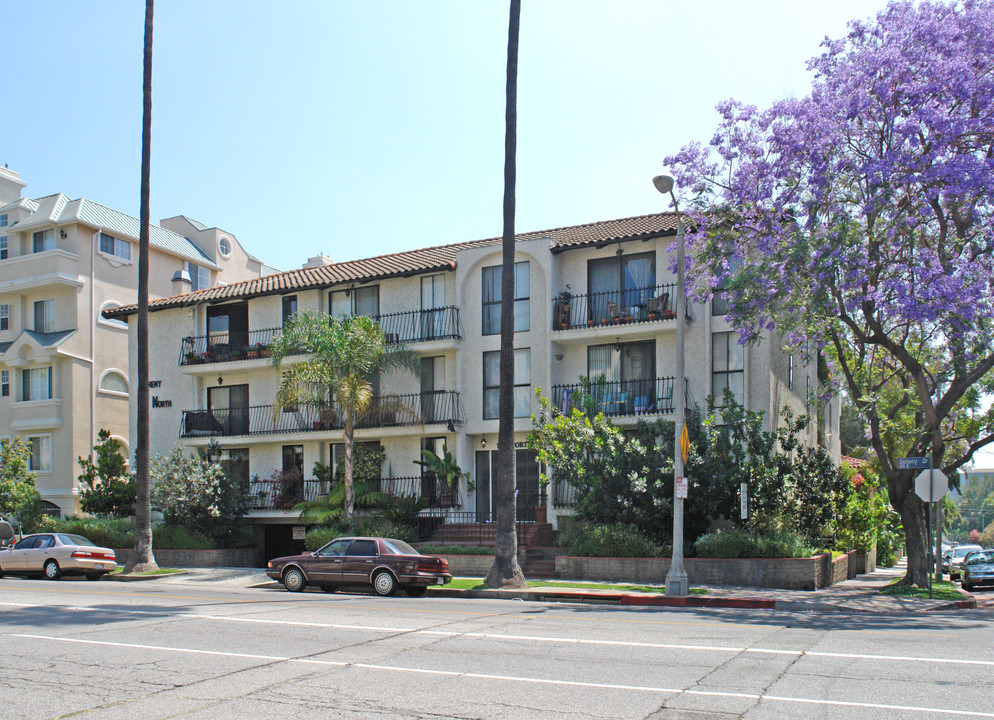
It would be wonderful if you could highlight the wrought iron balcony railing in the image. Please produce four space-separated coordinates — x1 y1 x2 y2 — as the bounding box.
247 475 460 511
552 283 688 331
179 391 464 438
549 377 681 417
377 306 462 344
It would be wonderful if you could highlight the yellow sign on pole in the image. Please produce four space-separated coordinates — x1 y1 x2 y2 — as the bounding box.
680 423 689 464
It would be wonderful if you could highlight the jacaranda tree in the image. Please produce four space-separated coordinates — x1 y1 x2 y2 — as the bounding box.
666 0 994 586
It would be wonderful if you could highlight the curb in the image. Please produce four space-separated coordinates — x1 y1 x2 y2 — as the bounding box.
430 587 776 609
105 570 192 582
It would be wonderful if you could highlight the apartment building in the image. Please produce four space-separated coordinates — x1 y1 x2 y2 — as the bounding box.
108 213 840 555
0 167 272 517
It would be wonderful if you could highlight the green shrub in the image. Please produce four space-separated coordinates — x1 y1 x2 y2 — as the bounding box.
694 527 814 559
38 516 134 548
354 517 415 543
152 525 216 550
560 521 667 558
304 526 341 551
416 544 492 555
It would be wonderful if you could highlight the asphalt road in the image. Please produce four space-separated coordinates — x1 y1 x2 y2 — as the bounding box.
2 576 993 719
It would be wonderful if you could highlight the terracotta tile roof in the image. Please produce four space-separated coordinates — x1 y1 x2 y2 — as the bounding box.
842 455 870 468
105 212 679 318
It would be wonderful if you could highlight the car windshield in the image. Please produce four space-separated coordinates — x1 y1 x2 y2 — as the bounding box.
57 534 95 547
382 539 420 556
968 552 993 564
955 547 980 558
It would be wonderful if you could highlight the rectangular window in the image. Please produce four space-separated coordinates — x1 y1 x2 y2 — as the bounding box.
188 263 211 292
28 435 52 472
217 448 250 486
328 286 379 318
33 299 55 333
1 370 8 397
0 235 7 260
712 332 744 406
282 445 303 473
32 229 55 253
0 214 7 227
99 232 130 260
586 341 656 414
587 252 655 324
0 303 7 331
483 348 530 419
207 383 249 435
21 367 52 401
282 295 298 326
787 353 793 390
482 261 529 335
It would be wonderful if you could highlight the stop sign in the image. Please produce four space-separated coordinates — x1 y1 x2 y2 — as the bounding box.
914 469 948 502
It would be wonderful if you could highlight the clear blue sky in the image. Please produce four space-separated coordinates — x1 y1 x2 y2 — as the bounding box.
3 0 893 269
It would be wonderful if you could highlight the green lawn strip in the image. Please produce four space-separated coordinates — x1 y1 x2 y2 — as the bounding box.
108 567 185 577
434 577 708 595
879 578 968 601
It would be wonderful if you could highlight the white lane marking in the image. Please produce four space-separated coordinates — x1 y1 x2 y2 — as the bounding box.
14 634 994 718
6 603 993 668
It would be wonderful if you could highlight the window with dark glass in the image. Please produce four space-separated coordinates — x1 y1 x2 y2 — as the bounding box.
207 383 249 435
1 369 9 397
206 302 248 352
33 299 55 333
0 235 7 260
483 348 530 419
329 285 379 318
99 232 131 261
347 539 378 556
282 445 304 473
0 303 8 331
188 263 211 291
587 252 655 324
712 332 744 406
21 367 52 401
482 261 529 335
32 229 55 253
281 295 298 326
216 448 249 486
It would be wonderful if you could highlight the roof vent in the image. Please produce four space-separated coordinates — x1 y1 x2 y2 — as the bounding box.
172 269 192 289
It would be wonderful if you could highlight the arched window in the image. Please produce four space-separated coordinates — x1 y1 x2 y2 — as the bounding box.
99 370 128 395
98 301 128 330
42 500 61 519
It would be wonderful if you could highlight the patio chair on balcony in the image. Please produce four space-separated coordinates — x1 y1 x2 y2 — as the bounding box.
607 302 631 324
647 293 675 320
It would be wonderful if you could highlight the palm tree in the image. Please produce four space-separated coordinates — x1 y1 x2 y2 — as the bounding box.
485 0 526 589
269 311 419 523
126 0 158 573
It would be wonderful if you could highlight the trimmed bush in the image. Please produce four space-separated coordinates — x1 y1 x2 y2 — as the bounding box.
560 521 667 558
416 544 492 555
38 516 134 548
152 525 216 550
694 527 814 559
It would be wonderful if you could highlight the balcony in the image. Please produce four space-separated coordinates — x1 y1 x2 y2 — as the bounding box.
178 307 462 367
549 377 682 418
551 284 680 331
179 391 464 438
247 475 460 512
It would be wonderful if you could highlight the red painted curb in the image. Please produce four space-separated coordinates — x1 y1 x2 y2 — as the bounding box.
619 595 775 609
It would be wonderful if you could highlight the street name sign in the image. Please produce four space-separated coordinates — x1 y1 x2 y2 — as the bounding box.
914 469 948 503
898 457 930 470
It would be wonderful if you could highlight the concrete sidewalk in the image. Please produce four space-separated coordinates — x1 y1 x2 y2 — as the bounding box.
132 558 986 613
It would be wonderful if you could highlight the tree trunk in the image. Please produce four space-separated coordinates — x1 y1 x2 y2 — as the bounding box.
126 0 158 574
898 491 931 587
486 0 526 590
344 409 355 525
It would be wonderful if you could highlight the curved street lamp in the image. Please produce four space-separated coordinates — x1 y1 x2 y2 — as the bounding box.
653 174 688 597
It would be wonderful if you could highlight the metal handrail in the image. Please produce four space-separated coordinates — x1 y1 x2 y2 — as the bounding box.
549 377 682 417
179 392 464 438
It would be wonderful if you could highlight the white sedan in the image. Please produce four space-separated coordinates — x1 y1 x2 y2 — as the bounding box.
0 533 117 580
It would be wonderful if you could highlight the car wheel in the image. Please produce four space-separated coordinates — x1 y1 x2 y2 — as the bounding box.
320 585 337 593
44 560 62 581
372 570 396 596
282 567 306 593
404 586 428 598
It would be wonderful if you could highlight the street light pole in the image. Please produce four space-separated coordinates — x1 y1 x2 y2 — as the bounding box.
653 174 688 596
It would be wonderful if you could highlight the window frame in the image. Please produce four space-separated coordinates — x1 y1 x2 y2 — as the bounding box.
481 261 529 336
712 331 744 407
21 366 53 401
33 299 55 333
32 229 55 253
282 295 298 326
98 232 131 262
0 303 8 331
483 348 531 419
188 263 211 292
1 369 9 397
0 234 7 260
27 433 53 473
98 369 129 397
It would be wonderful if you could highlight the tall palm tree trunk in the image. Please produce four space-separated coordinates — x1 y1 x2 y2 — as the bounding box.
344 409 356 524
486 0 526 589
126 0 158 573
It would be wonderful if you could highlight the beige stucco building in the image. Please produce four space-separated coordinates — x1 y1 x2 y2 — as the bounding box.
0 167 272 517
110 213 840 557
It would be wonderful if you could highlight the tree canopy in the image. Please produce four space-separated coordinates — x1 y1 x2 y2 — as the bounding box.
666 0 994 586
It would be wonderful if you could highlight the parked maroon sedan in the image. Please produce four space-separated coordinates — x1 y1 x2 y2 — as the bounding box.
266 537 451 597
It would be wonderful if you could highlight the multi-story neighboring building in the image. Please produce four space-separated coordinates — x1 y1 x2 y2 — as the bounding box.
0 167 273 517
108 213 840 557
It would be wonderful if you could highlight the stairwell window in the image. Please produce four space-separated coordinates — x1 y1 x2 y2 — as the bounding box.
712 331 744 406
483 348 530 419
21 367 53 401
482 261 529 335
0 213 7 227
188 263 211 292
28 435 52 472
34 299 55 333
0 235 7 260
1 370 8 397
0 303 8 331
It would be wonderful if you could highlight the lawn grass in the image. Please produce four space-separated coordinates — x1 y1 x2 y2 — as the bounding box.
434 577 709 595
879 578 968 601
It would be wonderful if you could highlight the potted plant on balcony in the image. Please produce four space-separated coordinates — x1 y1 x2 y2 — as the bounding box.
554 286 572 330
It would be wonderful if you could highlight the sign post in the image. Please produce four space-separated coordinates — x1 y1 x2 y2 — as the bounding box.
908 457 949 599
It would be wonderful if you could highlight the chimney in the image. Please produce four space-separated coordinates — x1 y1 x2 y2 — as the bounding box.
302 253 334 268
171 268 192 293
